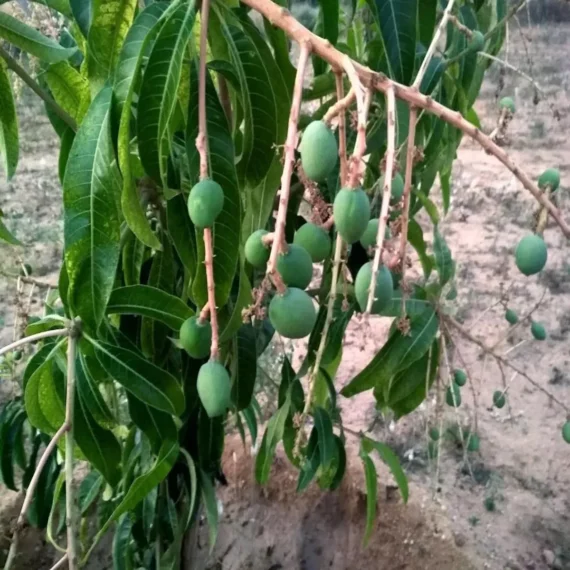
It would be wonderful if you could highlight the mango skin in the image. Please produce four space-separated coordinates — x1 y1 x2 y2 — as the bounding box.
454 369 467 387
505 308 518 325
277 244 313 290
245 229 271 268
562 422 570 444
538 168 560 192
380 172 405 202
293 223 331 262
493 390 506 409
446 384 461 407
354 262 393 314
469 30 485 52
333 188 371 244
300 121 338 182
515 234 547 276
269 287 316 339
180 316 211 359
187 179 224 228
531 320 546 341
499 96 515 113
197 360 231 418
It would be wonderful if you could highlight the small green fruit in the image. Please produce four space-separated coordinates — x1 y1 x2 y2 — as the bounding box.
493 390 506 409
505 308 518 325
469 30 485 52
562 421 570 444
245 229 271 268
293 223 331 262
380 172 405 202
429 427 440 441
467 433 480 452
333 188 371 244
277 244 313 289
454 369 467 387
538 168 560 192
484 497 496 512
187 179 224 228
180 316 212 359
269 287 317 339
13 350 22 362
515 234 547 276
359 218 391 249
300 120 338 182
197 360 231 418
446 384 461 407
19 263 32 276
499 96 515 114
530 320 546 341
354 262 394 314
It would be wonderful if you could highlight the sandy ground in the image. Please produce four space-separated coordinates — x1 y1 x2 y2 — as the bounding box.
0 20 569 570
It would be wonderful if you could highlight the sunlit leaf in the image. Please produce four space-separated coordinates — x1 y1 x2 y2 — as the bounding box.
0 60 18 180
44 61 90 123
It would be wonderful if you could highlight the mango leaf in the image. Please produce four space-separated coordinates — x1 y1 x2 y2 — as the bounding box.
433 225 454 286
122 229 146 286
0 12 77 63
313 0 339 75
23 341 63 391
115 2 169 250
92 440 179 544
25 358 63 434
241 404 257 446
112 514 133 570
361 437 408 503
0 215 21 246
412 189 439 225
418 0 437 48
91 340 184 415
79 472 104 515
198 410 224 476
360 452 377 546
186 62 240 308
341 308 439 397
255 396 290 484
71 0 92 37
297 429 320 492
231 325 257 411
0 60 18 180
77 354 115 428
74 387 122 487
137 0 196 185
218 262 253 343
166 193 197 277
0 405 26 491
407 219 432 278
107 285 193 330
380 286 431 318
328 435 347 491
200 471 218 553
63 85 122 332
440 169 451 213
313 407 335 472
366 0 417 84
44 61 90 123
88 0 138 91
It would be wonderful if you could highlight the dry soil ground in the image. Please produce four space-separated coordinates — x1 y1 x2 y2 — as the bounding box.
0 20 569 570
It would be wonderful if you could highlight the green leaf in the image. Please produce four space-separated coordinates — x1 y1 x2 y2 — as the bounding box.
77 354 115 428
91 340 185 415
74 387 122 487
71 0 92 37
362 437 408 503
439 168 451 213
328 435 347 491
63 84 122 331
186 62 240 309
218 262 253 343
418 0 437 48
200 471 218 552
88 0 138 91
407 219 432 278
313 0 339 75
360 453 377 546
255 397 290 484
297 429 320 492
79 471 104 515
198 410 224 476
0 12 77 63
166 193 197 277
341 308 439 397
465 107 481 129
137 0 196 185
115 2 169 251
366 0 417 84
44 61 90 123
113 514 133 570
23 342 62 391
231 325 257 411
122 229 146 286
58 127 75 184
412 189 439 225
0 406 26 491
313 407 335 472
433 225 454 286
241 404 257 446
93 440 179 544
0 214 22 245
107 285 193 330
0 60 18 180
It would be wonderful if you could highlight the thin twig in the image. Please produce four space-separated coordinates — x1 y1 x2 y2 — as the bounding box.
414 0 458 89
0 45 77 131
366 86 395 314
335 73 348 184
48 555 69 570
0 328 69 357
323 87 355 125
266 42 312 291
240 0 570 238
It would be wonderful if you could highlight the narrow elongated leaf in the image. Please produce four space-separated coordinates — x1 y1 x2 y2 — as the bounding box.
137 1 196 185
0 215 21 245
0 407 26 491
23 341 63 391
418 0 437 47
200 471 218 552
313 407 335 471
71 0 92 37
25 358 63 434
122 229 146 285
0 60 18 180
198 410 224 476
297 429 320 492
63 85 122 331
366 0 417 84
218 261 253 343
362 438 408 503
361 453 377 546
328 436 347 491
341 308 439 397
44 61 90 123
407 219 432 278
92 340 184 415
0 12 76 63
166 193 197 277
88 0 138 90
313 0 339 76
186 63 240 308
107 285 193 330
113 514 133 570
231 325 257 411
77 354 115 428
79 472 104 515
241 404 257 445
433 225 454 286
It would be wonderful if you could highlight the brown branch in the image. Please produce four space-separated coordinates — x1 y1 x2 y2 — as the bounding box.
445 315 569 412
398 107 418 317
240 0 570 238
323 87 355 126
366 86 395 314
266 42 312 292
335 72 348 184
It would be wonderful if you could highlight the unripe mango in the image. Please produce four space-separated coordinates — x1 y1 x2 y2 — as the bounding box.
180 316 211 360
187 179 224 228
294 223 331 262
277 244 313 289
354 262 393 314
300 121 338 182
245 229 271 268
515 234 547 276
197 360 231 418
269 287 316 339
333 188 370 244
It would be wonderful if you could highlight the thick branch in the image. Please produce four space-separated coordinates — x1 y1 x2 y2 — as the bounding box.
366 86 395 314
240 0 570 238
0 328 69 357
266 42 311 289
